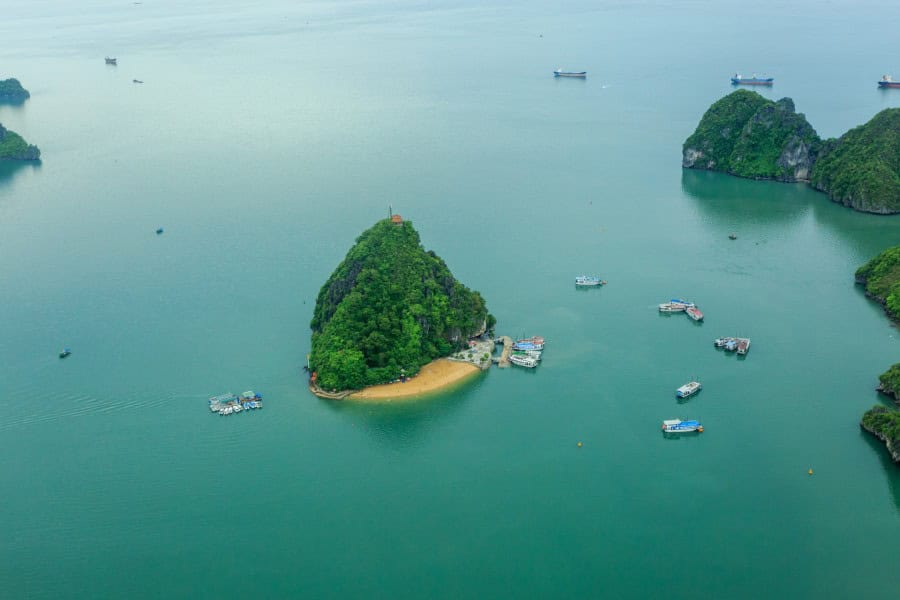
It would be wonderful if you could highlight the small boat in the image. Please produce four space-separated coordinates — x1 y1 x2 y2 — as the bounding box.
670 298 695 308
512 341 544 351
661 419 704 433
729 233 737 240
59 347 71 359
713 337 735 348
509 354 539 368
724 339 738 352
736 338 751 355
659 303 686 313
686 306 704 321
878 75 900 89
731 73 772 85
676 381 702 399
554 68 587 78
155 227 164 235
105 57 117 65
575 275 603 286
133 79 144 84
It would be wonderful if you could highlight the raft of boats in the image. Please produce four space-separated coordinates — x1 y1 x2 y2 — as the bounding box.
209 391 263 415
659 299 704 321
714 337 751 355
509 336 545 368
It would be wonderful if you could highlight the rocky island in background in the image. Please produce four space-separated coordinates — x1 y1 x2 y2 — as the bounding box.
309 215 494 396
0 78 30 103
0 123 40 161
683 90 900 214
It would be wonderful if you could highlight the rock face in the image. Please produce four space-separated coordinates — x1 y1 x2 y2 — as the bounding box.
682 90 819 182
861 406 900 464
811 108 900 214
0 123 40 160
855 245 900 321
0 78 30 102
310 218 494 391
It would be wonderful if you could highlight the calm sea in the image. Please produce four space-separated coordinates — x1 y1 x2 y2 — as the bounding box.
2 1 899 597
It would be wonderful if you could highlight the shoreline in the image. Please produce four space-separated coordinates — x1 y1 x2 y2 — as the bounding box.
346 359 482 401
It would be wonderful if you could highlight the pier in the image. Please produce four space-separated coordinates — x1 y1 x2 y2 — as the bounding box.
497 336 513 368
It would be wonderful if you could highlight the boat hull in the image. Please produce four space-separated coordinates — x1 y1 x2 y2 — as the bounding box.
555 72 587 78
731 78 773 85
878 81 900 88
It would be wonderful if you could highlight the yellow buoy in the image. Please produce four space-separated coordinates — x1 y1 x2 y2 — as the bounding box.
808 468 813 476
577 441 583 448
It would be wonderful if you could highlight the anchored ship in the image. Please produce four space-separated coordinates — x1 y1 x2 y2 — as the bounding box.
878 75 900 88
676 381 702 399
661 419 704 433
554 68 587 78
731 73 773 85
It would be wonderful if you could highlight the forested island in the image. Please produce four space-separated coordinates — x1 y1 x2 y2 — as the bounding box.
0 123 40 160
0 78 30 102
856 246 900 462
309 216 494 393
683 90 900 213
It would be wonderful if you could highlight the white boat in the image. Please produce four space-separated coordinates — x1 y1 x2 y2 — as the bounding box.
659 303 686 313
685 306 704 322
575 275 604 286
512 350 542 360
661 419 703 433
736 338 751 355
676 381 702 398
509 354 539 368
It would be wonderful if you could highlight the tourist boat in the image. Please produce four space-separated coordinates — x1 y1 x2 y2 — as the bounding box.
685 306 704 321
724 339 738 352
661 419 704 433
509 354 539 368
554 68 587 78
59 347 71 359
713 337 735 348
878 75 900 88
517 336 545 345
659 303 686 313
575 275 603 286
736 338 751 355
512 342 544 351
676 381 702 399
513 350 542 361
105 57 117 65
731 73 773 85
670 298 695 308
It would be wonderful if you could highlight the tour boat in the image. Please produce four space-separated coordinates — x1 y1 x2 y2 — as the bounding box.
676 381 702 399
512 341 544 351
59 347 71 359
513 350 542 361
686 306 704 321
517 336 545 345
670 298 695 308
509 354 539 368
736 338 751 355
575 275 603 286
661 419 704 433
659 303 686 313
105 57 117 65
713 337 735 348
554 68 587 78
731 73 773 85
878 75 900 88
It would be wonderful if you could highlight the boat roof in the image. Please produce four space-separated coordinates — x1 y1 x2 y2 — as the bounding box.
663 419 681 425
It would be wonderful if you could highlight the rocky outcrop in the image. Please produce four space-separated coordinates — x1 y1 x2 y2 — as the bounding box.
0 78 29 103
861 406 900 464
0 124 40 161
683 90 820 182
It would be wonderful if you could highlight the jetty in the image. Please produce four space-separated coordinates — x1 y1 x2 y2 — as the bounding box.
497 336 513 368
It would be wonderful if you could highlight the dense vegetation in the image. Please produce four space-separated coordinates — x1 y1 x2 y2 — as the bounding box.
878 363 900 401
0 78 29 102
0 123 40 160
861 406 900 463
682 90 820 181
310 218 494 391
811 109 900 214
855 245 900 320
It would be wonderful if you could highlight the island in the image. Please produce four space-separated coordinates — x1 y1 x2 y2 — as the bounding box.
0 123 40 161
0 78 30 103
855 245 900 321
683 90 900 214
309 215 495 399
861 406 900 464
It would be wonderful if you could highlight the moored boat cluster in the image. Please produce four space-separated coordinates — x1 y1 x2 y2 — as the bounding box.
659 298 704 321
714 337 751 355
509 336 544 368
208 391 263 415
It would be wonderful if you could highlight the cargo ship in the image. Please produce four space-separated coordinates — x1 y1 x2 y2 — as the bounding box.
731 73 773 86
878 75 900 88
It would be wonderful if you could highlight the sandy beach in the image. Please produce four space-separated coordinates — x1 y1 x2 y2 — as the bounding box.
348 359 482 400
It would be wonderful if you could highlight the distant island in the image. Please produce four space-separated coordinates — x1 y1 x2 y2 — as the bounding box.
0 78 30 103
309 216 494 397
0 123 40 161
683 90 900 214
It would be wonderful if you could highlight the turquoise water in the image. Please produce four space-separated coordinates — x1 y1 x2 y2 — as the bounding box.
2 1 900 597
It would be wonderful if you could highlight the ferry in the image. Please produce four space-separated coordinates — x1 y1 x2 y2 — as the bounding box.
512 341 544 351
878 75 900 88
736 338 751 355
575 275 604 286
731 73 773 86
509 354 539 368
554 68 587 78
59 347 71 359
661 419 704 433
105 57 117 65
686 306 704 321
676 381 702 399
